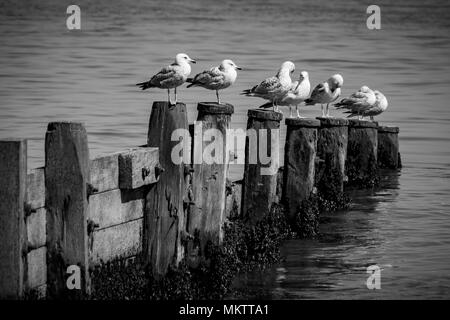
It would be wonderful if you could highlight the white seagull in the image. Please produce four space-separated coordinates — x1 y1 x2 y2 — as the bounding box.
340 90 388 121
304 74 344 117
277 71 311 118
186 59 242 104
334 86 376 119
136 53 196 105
241 61 295 111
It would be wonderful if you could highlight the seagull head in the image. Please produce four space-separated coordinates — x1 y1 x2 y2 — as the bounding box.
374 90 388 110
221 59 242 71
175 53 196 65
329 74 344 89
277 61 295 77
299 71 309 81
359 85 372 92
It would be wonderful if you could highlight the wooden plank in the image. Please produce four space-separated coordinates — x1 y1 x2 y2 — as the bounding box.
225 180 242 219
45 122 90 298
27 247 46 289
89 188 144 229
144 101 188 277
91 218 142 265
26 207 46 250
90 152 120 193
119 147 159 189
27 167 45 209
0 139 27 299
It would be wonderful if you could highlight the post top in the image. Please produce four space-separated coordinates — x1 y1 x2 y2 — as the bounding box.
152 101 186 108
47 122 85 131
378 126 399 133
316 117 349 127
348 119 378 128
248 109 283 121
285 118 321 128
197 102 234 115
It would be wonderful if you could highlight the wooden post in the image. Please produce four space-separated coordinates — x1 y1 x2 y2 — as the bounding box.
188 102 233 262
242 109 282 223
0 139 27 299
144 102 188 277
378 126 400 169
316 117 349 197
346 119 379 187
45 122 90 299
283 118 321 222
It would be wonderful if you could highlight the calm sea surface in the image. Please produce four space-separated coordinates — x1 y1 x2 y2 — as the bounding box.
1 0 449 299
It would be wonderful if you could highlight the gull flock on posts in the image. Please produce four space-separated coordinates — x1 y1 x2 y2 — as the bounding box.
136 53 388 120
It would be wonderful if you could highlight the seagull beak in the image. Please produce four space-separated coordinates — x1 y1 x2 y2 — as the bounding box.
189 59 197 64
236 66 242 70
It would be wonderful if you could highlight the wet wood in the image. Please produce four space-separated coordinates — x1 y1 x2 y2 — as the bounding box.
225 179 242 220
119 147 159 189
378 126 400 169
27 246 46 289
189 102 234 262
346 119 379 187
144 101 189 277
0 139 27 299
316 117 349 195
283 118 321 221
242 109 282 223
45 122 90 298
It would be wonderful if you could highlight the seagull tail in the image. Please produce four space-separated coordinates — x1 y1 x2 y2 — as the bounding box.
304 98 314 106
136 81 153 90
241 85 257 96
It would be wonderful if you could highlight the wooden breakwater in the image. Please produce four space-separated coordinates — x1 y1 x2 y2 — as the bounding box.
0 101 401 299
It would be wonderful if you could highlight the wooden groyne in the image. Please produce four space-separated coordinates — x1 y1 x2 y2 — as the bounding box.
0 102 401 299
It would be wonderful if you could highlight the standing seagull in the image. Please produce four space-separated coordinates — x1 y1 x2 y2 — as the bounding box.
186 59 242 104
304 74 344 117
241 61 295 111
278 71 311 118
136 53 196 105
340 90 388 121
334 86 376 119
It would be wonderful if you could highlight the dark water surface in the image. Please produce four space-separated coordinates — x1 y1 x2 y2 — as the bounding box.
1 0 449 299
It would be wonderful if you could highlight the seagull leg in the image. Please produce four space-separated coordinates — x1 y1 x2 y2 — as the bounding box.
370 116 374 122
167 89 172 105
326 104 330 117
174 87 178 105
321 105 325 117
296 105 302 118
216 90 220 104
275 101 279 112
289 106 293 118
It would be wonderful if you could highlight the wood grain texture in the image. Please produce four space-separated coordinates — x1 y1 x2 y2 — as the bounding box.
283 119 320 221
91 218 142 265
144 102 188 277
27 167 45 209
45 122 90 298
27 246 46 289
0 139 27 299
242 109 282 223
26 207 46 250
89 188 145 229
90 152 120 193
188 102 233 262
119 147 159 189
378 126 400 169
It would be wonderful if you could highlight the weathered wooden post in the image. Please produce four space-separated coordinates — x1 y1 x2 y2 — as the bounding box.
145 102 188 277
45 122 90 299
188 102 233 262
242 109 282 223
282 118 321 222
346 119 379 187
0 139 27 299
378 126 401 169
316 117 349 203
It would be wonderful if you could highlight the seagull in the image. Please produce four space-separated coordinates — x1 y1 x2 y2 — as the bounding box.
340 90 388 121
186 59 242 104
334 86 376 119
304 74 344 117
241 61 295 111
136 53 196 105
278 71 311 118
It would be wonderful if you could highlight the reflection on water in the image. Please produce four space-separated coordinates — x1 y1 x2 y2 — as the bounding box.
1 0 450 299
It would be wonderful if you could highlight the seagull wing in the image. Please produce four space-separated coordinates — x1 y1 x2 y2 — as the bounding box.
189 67 224 87
149 65 183 87
252 76 282 95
